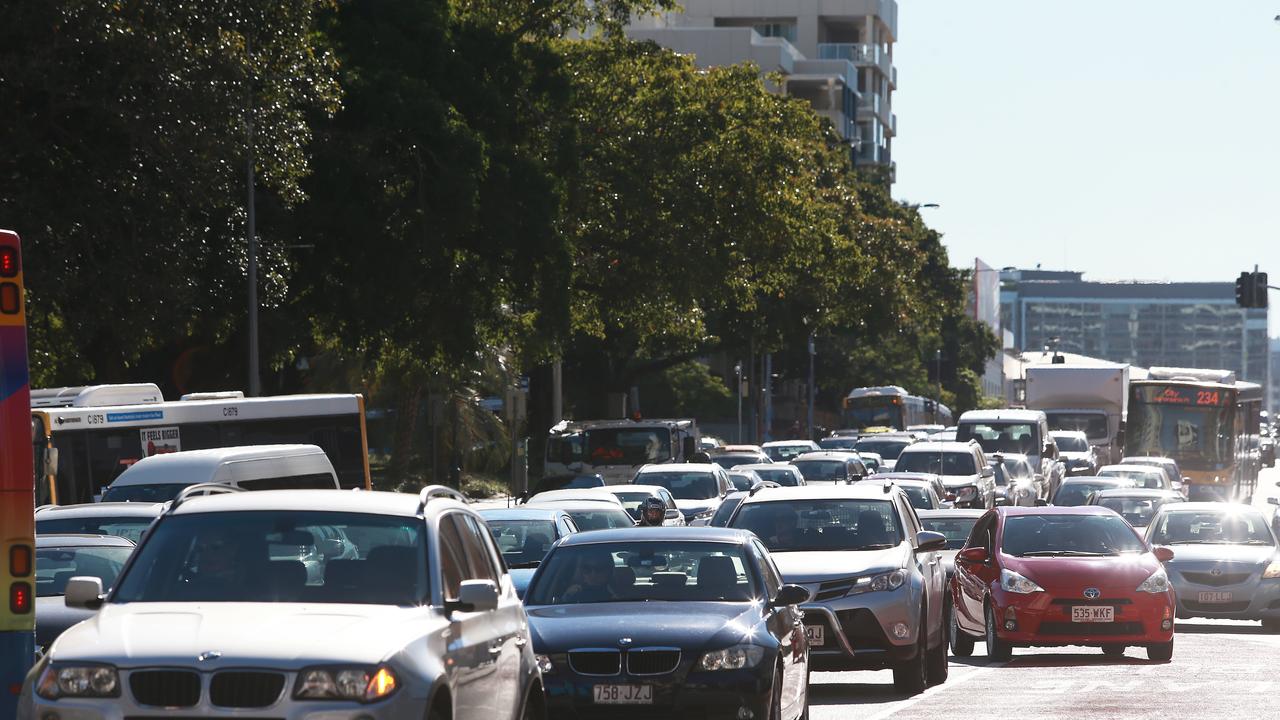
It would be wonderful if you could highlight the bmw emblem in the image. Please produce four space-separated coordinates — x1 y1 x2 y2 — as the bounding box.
196 651 222 662
1083 588 1101 600
1210 568 1223 577
619 638 632 646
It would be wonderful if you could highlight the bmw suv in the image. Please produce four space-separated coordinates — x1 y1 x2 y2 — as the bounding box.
727 483 949 694
21 485 542 720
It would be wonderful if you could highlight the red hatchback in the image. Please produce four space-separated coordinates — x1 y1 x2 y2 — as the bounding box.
950 506 1176 661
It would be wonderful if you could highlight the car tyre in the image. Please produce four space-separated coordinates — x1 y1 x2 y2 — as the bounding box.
926 620 949 686
892 616 929 695
1262 619 1280 633
949 596 975 657
1101 644 1125 657
984 603 1012 662
1147 639 1173 662
768 663 783 720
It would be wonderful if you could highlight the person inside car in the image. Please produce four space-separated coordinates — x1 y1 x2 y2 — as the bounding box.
562 551 618 603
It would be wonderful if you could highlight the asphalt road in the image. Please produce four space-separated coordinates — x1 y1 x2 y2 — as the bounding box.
806 465 1280 720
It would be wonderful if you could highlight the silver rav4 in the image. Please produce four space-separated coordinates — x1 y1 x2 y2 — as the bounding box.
20 485 542 720
727 483 949 694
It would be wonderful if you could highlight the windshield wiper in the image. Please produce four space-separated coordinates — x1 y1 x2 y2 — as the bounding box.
1017 550 1113 557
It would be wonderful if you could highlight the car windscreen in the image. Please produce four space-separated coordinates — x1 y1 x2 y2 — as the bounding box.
36 546 133 597
536 475 604 493
639 472 720 500
749 468 800 486
711 455 756 469
1001 514 1146 557
1000 458 1033 478
731 499 902 552
894 452 975 476
899 485 934 510
1045 413 1109 440
957 422 1039 455
764 445 810 461
1097 497 1168 528
1052 435 1090 453
818 437 859 450
486 519 558 568
1148 510 1274 546
563 508 636 530
1052 482 1115 507
111 510 426 604
525 541 756 604
100 483 185 503
1099 469 1162 489
37 516 154 544
610 491 656 517
920 517 979 550
854 440 909 460
586 428 671 466
790 460 849 483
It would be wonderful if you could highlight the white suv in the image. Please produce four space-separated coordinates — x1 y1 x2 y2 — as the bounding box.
893 442 995 509
21 485 542 720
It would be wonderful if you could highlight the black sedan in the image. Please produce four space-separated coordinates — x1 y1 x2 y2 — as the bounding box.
524 527 810 720
34 533 135 654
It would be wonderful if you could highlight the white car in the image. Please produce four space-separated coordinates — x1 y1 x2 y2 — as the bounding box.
601 484 686 525
762 440 821 462
21 486 542 720
524 488 626 507
631 463 732 525
893 442 995 509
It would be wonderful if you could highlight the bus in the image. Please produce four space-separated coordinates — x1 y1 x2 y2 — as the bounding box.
1126 367 1262 502
841 386 952 432
31 385 372 505
0 230 34 717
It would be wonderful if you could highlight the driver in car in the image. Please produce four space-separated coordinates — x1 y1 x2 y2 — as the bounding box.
562 552 618 603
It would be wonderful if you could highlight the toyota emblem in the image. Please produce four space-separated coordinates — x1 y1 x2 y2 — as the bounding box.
619 638 632 646
1082 588 1101 600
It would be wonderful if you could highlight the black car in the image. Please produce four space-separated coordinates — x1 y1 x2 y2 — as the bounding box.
523 527 811 720
34 534 135 654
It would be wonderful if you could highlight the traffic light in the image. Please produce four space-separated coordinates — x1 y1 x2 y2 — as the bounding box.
1254 272 1269 309
1236 272 1250 307
1235 271 1269 308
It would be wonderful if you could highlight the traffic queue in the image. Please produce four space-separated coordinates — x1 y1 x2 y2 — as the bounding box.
19 397 1280 720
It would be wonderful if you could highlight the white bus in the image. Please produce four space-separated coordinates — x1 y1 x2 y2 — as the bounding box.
30 384 371 505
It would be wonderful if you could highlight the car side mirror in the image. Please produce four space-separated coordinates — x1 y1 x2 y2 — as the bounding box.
957 547 989 564
682 437 697 458
450 579 500 613
772 584 810 607
915 530 947 553
666 509 682 519
981 467 994 478
65 577 105 610
1153 546 1175 563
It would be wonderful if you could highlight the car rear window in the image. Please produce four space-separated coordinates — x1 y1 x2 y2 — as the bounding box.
1001 514 1145 557
894 452 975 475
1149 510 1273 546
37 516 153 543
731 499 902 552
525 541 756 604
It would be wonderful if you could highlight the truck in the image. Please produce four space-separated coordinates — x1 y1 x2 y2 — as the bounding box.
543 418 702 485
1025 362 1129 465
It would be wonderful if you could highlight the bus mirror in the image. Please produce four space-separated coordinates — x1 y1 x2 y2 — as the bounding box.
43 447 59 476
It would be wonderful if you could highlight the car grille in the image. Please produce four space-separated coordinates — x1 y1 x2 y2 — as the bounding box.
1181 571 1252 587
1037 622 1143 636
813 578 855 602
1181 599 1251 613
569 650 622 676
210 671 285 708
130 670 201 708
626 649 680 675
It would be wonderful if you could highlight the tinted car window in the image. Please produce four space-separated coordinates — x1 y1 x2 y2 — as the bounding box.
957 422 1039 455
1097 497 1166 527
588 429 670 465
711 454 759 469
1053 482 1116 507
764 445 811 462
1099 468 1163 489
37 516 153 544
900 485 935 510
485 519 557 567
920 517 979 550
818 437 859 450
1046 413 1108 440
854 440 910 460
100 483 184 503
727 473 757 492
1001 514 1145 556
791 460 848 483
733 499 902 552
563 508 635 530
526 542 756 604
1053 435 1090 452
237 473 339 490
1149 511 1273 546
36 546 133 597
638 472 720 500
749 468 801 486
895 452 976 475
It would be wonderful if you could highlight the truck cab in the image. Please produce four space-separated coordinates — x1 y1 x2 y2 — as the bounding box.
544 419 701 485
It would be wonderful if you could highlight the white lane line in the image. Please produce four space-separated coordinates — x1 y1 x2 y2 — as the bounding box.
860 662 1006 720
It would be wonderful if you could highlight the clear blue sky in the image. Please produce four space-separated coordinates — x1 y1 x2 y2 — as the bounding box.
892 1 1280 332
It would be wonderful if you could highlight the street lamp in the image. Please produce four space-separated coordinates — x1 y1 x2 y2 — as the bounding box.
935 348 943 399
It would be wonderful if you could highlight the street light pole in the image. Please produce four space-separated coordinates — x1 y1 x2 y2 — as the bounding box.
935 348 942 400
734 362 743 443
807 334 816 441
245 44 261 398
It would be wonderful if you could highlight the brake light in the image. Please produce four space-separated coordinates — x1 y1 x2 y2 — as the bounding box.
9 544 30 577
0 247 17 277
10 582 31 614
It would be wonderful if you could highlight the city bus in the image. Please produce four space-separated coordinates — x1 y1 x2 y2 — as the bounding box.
841 386 952 432
31 385 371 505
0 230 35 717
1126 367 1262 502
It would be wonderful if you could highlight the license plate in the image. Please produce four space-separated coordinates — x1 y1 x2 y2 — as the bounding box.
1198 591 1233 604
1071 606 1114 623
805 624 826 646
593 684 653 705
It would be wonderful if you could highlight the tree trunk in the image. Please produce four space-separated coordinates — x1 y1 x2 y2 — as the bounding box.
388 386 422 486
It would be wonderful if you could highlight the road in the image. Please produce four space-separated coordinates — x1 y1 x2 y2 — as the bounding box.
805 465 1280 720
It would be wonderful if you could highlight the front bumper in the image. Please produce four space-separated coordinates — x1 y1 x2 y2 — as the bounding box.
797 590 918 671
541 658 773 720
1169 569 1280 620
990 588 1175 647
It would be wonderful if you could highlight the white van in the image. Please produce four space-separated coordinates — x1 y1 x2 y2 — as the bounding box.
98 444 340 503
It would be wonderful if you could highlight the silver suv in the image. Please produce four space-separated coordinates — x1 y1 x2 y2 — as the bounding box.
21 485 542 720
894 441 995 509
727 484 949 694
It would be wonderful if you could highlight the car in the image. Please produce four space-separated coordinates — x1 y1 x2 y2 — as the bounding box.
929 431 957 442
1120 456 1186 495
699 436 725 452
1049 477 1135 507
480 506 580 598
907 425 946 436
1086 489 1184 529
727 484 950 693
956 409 1065 499
710 451 772 469
631 463 732 525
521 473 607 502
1051 431 1099 476
858 452 884 474
22 486 543 720
817 436 860 451
525 488 627 507
789 451 870 485
521 526 811 720
950 506 1176 661
989 453 1046 507
1097 464 1172 491
530 500 637 531
894 442 995 509
34 502 167 543
734 463 806 487
99 444 340 502
709 490 750 527
916 509 985 582
887 477 949 511
601 485 686 526
727 468 766 492
761 440 820 462
853 435 917 473
1146 502 1280 631
877 472 951 506
34 534 135 655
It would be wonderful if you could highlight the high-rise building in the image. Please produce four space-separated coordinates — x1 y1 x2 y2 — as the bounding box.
627 0 898 176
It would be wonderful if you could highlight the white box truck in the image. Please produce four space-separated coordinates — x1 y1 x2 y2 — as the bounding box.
1025 363 1129 465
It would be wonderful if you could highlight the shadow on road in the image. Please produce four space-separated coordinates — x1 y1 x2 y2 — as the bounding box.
1175 621 1269 636
807 682 910 706
1001 652 1151 668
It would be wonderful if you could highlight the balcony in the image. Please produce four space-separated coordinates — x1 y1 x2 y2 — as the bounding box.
816 109 857 142
856 91 893 129
817 43 893 77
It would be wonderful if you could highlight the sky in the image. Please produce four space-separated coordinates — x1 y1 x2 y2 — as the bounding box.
891 1 1280 332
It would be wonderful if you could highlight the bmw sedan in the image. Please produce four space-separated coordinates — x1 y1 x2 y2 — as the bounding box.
523 527 810 720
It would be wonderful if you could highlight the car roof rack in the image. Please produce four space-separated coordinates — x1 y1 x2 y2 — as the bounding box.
417 485 469 515
167 483 246 512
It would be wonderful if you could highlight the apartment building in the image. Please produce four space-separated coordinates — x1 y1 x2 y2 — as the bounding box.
628 0 898 175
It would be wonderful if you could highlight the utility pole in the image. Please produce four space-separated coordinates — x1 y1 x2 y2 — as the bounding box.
245 40 261 397
807 334 816 441
735 361 743 443
935 348 942 401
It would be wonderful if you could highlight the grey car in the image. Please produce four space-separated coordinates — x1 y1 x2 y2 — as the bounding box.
1146 502 1280 631
727 484 949 694
34 502 167 543
21 486 542 720
34 535 135 656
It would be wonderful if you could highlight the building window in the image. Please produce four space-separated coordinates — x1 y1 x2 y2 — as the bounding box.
753 23 796 43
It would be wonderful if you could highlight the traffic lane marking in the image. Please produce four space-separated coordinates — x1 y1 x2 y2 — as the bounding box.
808 661 1004 719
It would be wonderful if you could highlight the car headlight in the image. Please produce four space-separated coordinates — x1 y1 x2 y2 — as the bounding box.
294 666 398 703
955 486 977 500
36 665 120 699
535 654 555 674
1263 559 1280 579
847 569 907 595
697 644 765 671
999 569 1044 594
1136 568 1170 593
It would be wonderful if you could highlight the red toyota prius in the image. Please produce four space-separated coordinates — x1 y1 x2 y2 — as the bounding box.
950 506 1176 661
